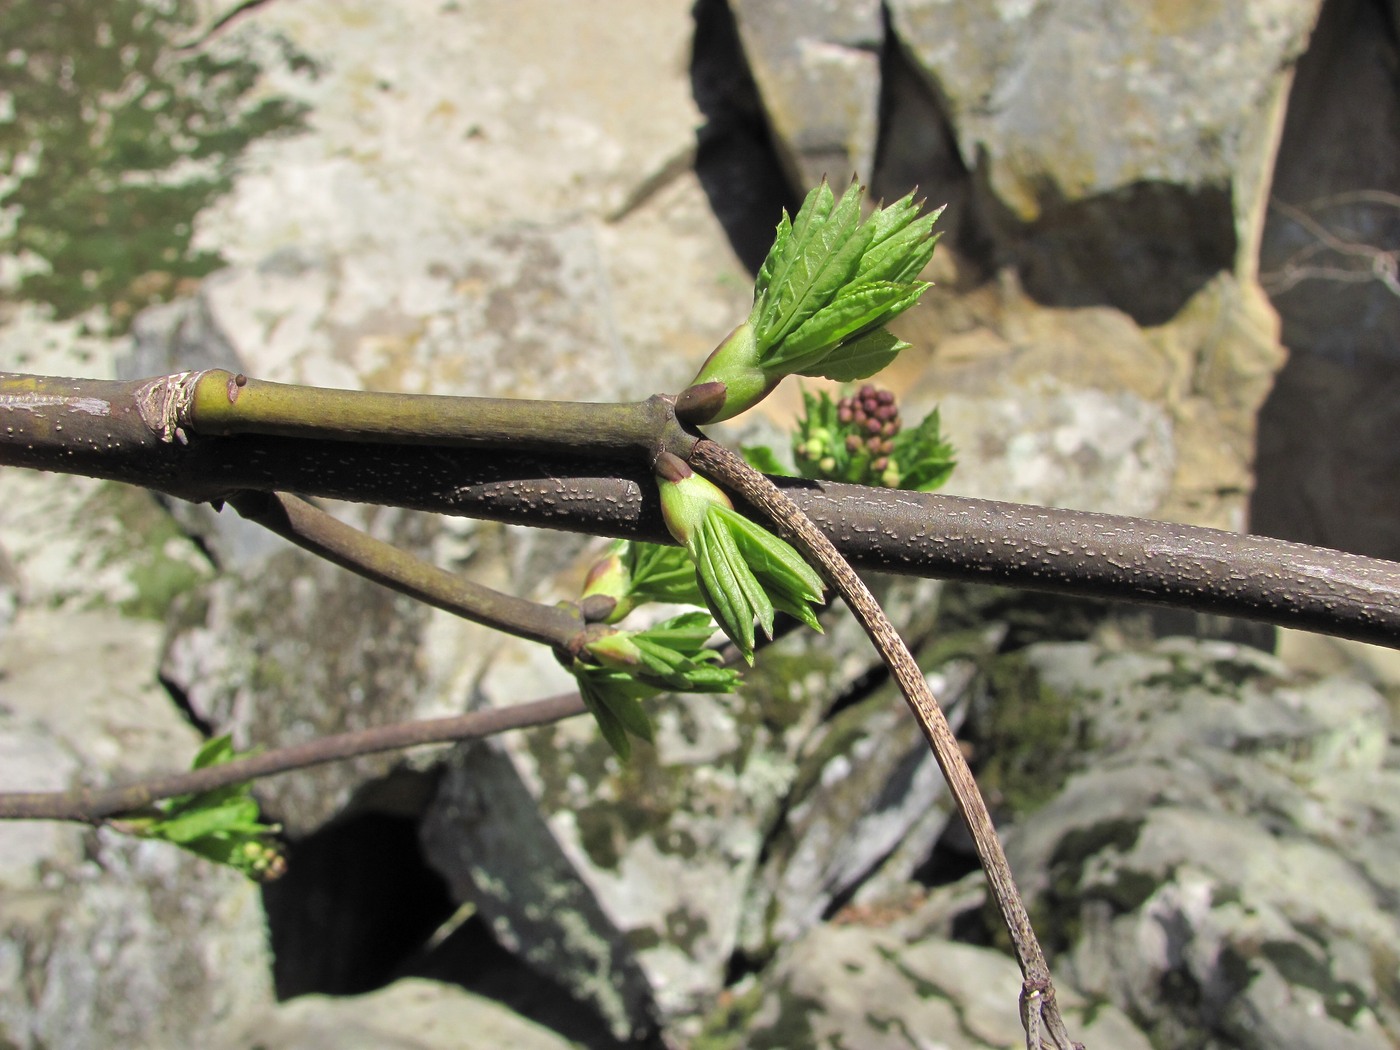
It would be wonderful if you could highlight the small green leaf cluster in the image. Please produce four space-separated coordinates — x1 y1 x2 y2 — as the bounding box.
572 462 831 757
574 612 739 759
581 539 704 623
658 464 825 661
119 736 284 881
789 386 956 491
679 180 941 423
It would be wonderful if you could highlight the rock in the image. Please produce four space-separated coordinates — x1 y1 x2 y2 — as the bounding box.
419 621 843 1038
728 0 884 191
1006 637 1400 1048
419 573 952 1039
887 0 1322 322
0 608 202 780
737 657 973 956
0 830 273 1050
0 610 273 1050
893 271 1282 529
728 922 1152 1049
218 978 575 1050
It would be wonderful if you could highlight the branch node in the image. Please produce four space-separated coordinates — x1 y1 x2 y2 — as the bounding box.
135 370 207 444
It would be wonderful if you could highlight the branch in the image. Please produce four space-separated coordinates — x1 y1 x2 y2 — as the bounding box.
4 370 1398 649
187 370 686 455
227 491 583 649
689 439 1081 1050
0 693 586 822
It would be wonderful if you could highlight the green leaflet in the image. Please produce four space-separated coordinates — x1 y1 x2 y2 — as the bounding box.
144 797 264 844
805 329 908 384
714 505 825 602
769 281 924 369
578 672 644 759
126 734 284 881
754 210 793 301
861 200 943 285
892 405 957 491
576 611 740 759
699 512 765 656
758 181 836 312
625 541 706 607
692 522 752 659
757 183 873 353
740 444 795 477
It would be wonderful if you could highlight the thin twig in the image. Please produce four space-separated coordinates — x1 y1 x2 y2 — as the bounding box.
0 693 586 822
1265 196 1400 298
227 491 584 650
688 439 1082 1050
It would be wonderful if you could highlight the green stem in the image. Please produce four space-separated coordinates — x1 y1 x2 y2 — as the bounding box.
188 369 683 457
228 491 583 650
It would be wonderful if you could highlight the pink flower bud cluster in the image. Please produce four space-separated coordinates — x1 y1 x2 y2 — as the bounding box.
838 385 900 473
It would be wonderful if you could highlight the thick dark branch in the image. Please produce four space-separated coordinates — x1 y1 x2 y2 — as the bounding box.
3 371 1397 648
0 693 586 822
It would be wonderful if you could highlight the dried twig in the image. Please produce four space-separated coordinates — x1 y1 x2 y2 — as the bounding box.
689 438 1083 1050
0 693 586 822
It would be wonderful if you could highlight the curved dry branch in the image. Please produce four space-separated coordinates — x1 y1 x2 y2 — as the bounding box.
689 438 1081 1050
0 693 586 822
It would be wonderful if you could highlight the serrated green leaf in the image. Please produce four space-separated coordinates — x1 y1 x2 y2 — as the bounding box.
638 612 719 651
604 691 655 744
625 542 705 606
758 184 876 353
771 590 825 633
707 509 775 642
770 281 922 368
716 506 826 602
804 329 910 383
579 679 633 760
754 211 793 302
693 525 754 659
891 405 957 491
862 213 941 285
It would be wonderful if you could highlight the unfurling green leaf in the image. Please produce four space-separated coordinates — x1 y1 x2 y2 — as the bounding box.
656 468 826 662
581 540 706 622
678 180 941 423
892 405 957 491
122 734 285 881
574 612 740 759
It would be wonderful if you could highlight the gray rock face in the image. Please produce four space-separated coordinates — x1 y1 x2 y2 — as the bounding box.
738 922 1152 1049
729 0 884 189
2 1 1395 1048
218 978 578 1050
738 657 971 954
887 0 1321 320
1008 637 1400 1048
0 611 273 1050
